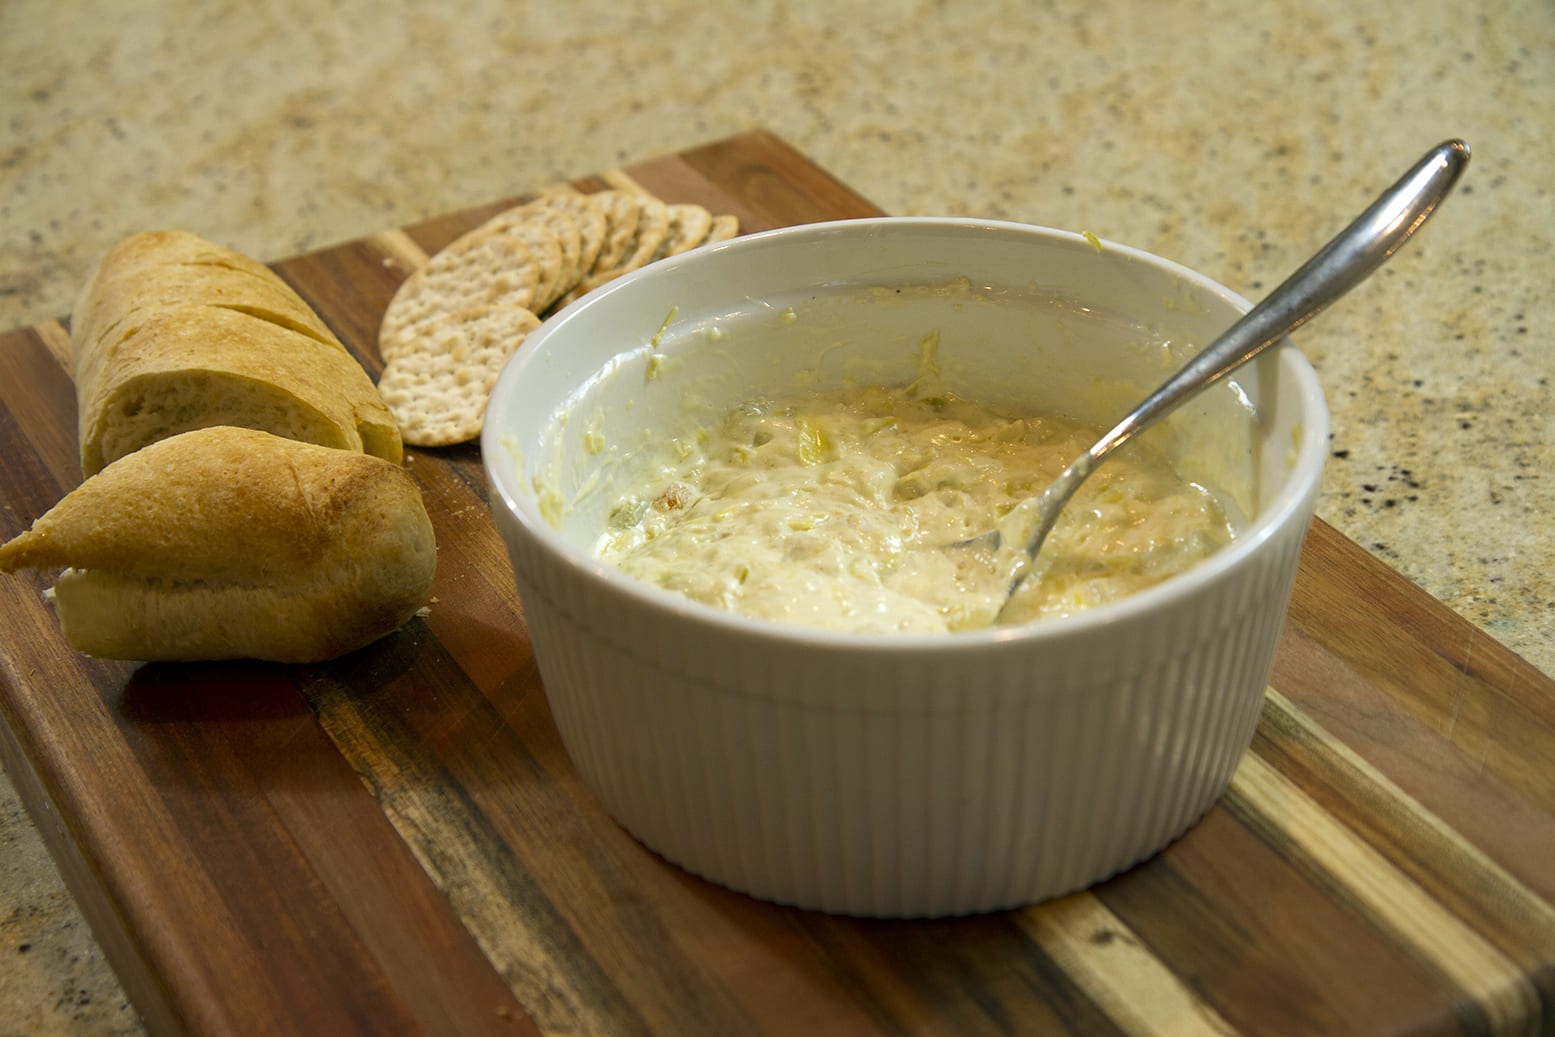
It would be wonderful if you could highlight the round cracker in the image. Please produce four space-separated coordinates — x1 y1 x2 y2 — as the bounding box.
379 215 563 365
657 203 714 259
555 194 673 307
378 231 543 363
611 195 670 276
516 192 600 290
704 213 740 244
487 218 566 315
376 302 542 447
429 221 551 306
461 196 582 308
551 194 609 280
530 194 608 309
515 201 585 312
587 190 644 276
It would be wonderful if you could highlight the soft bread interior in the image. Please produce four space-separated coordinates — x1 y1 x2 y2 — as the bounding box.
89 370 362 471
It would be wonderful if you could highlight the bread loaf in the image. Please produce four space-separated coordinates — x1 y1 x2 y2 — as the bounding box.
0 427 437 663
71 230 401 476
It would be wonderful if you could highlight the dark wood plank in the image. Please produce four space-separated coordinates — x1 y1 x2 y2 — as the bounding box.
115 662 535 1037
673 129 885 228
1 130 1552 1037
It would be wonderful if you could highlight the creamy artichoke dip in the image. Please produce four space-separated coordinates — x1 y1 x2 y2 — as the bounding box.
595 380 1234 635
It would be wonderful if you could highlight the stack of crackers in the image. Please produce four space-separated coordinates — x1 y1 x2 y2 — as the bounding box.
376 189 739 447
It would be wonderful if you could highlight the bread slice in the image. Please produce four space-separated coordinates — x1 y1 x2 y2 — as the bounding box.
76 304 401 475
0 427 437 663
70 230 401 475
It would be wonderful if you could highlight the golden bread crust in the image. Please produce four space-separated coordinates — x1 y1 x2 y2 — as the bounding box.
0 427 437 662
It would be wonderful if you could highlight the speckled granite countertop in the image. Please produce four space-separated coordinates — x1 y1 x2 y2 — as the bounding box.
2 0 1551 1032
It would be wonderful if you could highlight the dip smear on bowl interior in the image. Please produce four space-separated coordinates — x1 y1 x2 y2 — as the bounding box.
595 342 1234 634
524 277 1262 636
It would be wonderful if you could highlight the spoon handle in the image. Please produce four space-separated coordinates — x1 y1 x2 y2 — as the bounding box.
1085 138 1470 465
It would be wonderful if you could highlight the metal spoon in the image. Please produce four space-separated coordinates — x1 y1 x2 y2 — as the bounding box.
974 138 1471 616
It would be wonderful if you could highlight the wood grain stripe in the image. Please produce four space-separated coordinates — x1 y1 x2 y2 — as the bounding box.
368 228 431 275
1268 644 1555 965
601 169 654 196
1017 892 1239 1036
32 318 73 373
1227 750 1539 1033
1095 810 1445 1035
1260 685 1555 940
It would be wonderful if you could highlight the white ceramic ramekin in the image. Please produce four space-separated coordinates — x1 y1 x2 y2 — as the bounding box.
482 217 1327 918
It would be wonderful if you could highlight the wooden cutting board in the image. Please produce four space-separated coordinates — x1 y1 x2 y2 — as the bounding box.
1 130 1551 1037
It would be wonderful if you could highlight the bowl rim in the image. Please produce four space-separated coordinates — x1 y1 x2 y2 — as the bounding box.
482 215 1330 654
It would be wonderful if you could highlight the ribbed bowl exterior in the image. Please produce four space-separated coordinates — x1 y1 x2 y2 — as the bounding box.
495 494 1314 918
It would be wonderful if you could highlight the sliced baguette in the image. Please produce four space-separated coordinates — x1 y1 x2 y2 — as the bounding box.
0 427 437 663
70 230 401 475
